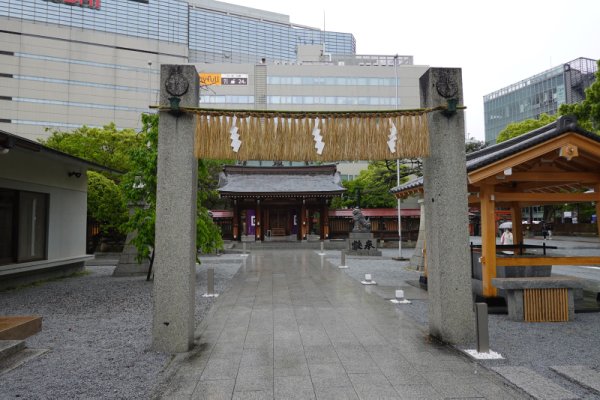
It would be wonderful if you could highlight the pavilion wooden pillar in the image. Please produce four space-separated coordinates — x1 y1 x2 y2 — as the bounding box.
300 199 307 240
232 200 239 240
510 202 523 245
321 200 329 240
255 198 262 241
480 185 498 297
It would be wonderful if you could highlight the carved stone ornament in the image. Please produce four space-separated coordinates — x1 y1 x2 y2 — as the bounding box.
435 70 458 99
165 67 189 97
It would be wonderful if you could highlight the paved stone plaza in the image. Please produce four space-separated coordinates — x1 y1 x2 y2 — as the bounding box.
157 250 523 399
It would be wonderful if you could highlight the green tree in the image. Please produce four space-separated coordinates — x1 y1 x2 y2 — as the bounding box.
87 171 128 234
466 138 486 153
41 123 143 174
496 113 557 143
331 160 416 209
41 123 144 250
121 113 225 263
559 60 600 132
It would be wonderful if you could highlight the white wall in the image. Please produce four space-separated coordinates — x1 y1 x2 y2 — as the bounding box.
0 148 89 275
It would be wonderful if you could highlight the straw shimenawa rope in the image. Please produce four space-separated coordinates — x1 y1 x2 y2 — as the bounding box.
181 107 449 161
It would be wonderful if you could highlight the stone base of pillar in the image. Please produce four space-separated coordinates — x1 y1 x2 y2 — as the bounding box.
410 233 426 271
113 232 149 276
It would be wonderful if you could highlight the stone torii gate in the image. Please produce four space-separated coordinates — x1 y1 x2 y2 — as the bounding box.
152 64 475 353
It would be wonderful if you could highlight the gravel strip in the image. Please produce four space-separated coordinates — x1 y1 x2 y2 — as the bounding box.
323 244 600 399
0 255 242 400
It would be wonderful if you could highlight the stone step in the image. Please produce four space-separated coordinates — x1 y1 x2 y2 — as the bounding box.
492 366 578 399
228 241 348 250
0 340 25 360
551 365 600 395
0 348 49 375
0 316 42 340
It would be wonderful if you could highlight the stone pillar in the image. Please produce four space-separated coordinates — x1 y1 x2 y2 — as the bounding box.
152 65 199 353
410 198 426 271
421 68 475 344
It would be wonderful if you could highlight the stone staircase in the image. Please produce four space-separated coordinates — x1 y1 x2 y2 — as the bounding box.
0 316 46 375
224 240 348 251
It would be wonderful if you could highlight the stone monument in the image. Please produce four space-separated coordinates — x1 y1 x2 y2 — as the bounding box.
152 65 199 353
421 68 475 344
346 207 381 256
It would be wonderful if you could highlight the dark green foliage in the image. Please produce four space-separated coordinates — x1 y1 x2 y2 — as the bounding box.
496 113 557 143
41 123 143 174
120 113 159 262
120 114 226 262
87 171 128 233
331 160 418 209
465 138 487 153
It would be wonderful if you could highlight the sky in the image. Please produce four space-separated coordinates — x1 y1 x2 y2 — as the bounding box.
221 0 599 141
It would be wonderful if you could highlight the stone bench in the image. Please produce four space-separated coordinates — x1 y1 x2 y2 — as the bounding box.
492 277 584 322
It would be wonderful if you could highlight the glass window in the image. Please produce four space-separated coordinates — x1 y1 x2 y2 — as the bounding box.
0 189 48 265
0 189 16 265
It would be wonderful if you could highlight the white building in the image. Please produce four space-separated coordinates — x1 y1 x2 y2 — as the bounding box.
0 130 115 288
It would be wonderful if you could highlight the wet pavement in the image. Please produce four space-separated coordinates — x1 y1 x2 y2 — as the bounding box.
157 250 523 399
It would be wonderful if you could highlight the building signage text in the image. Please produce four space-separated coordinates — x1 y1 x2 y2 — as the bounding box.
44 0 101 10
200 73 248 86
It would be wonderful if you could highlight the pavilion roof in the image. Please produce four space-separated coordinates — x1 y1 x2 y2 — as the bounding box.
466 116 599 173
218 164 346 198
391 116 600 201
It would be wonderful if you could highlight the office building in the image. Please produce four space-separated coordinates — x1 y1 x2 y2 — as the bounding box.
0 0 357 140
483 57 597 144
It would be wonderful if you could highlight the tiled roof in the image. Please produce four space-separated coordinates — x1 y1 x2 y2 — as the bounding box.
466 116 599 172
218 164 345 197
390 176 423 194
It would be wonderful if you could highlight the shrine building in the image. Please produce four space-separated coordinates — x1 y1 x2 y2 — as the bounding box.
217 164 346 241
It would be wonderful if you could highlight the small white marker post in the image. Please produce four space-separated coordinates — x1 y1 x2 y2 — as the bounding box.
390 289 411 304
202 268 219 298
318 241 326 256
241 242 248 257
339 251 348 269
361 273 376 285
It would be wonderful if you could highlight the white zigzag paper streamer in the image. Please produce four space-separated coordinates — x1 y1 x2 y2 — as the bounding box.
312 120 324 155
387 119 397 153
229 116 241 152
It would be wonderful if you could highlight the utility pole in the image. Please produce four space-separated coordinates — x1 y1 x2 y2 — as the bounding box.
394 54 403 259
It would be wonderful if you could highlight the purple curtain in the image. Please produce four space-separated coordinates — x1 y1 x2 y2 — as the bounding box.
246 210 256 235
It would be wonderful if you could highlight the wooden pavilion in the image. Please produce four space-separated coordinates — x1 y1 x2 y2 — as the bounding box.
393 116 600 298
217 164 345 241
